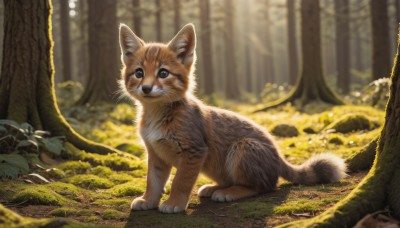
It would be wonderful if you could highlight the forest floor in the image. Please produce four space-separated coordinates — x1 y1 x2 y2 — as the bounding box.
0 96 384 227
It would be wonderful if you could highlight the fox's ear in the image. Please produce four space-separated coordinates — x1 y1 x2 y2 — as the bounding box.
168 23 196 67
119 24 144 64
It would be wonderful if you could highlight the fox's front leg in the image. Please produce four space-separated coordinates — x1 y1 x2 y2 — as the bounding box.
159 153 206 213
131 146 172 210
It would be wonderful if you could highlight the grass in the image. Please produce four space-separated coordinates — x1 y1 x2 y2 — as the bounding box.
0 101 383 227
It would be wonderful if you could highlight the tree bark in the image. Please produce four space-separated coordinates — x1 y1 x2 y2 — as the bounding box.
256 0 343 112
199 0 214 95
77 0 88 86
133 0 142 37
60 0 72 82
155 0 162 41
263 0 275 84
0 0 126 156
77 0 120 105
287 0 299 85
370 0 391 80
224 0 239 99
174 0 180 34
334 0 350 94
279 24 400 228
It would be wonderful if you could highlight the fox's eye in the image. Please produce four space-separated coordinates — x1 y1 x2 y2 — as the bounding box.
158 69 169 79
135 69 144 78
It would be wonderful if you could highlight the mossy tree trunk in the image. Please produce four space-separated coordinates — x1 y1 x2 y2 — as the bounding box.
257 0 343 112
0 0 122 155
76 0 119 105
279 29 400 228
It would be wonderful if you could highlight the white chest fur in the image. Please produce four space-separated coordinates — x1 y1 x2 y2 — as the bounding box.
139 111 180 166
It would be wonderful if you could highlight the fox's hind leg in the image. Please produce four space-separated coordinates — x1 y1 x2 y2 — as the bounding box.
198 184 225 197
211 186 258 202
210 138 280 202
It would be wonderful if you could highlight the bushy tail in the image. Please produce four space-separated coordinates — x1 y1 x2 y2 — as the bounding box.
279 153 347 185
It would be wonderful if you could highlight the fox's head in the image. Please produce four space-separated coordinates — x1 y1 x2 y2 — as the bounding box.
119 23 196 104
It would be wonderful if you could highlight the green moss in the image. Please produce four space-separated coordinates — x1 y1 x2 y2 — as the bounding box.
128 168 147 178
116 143 144 158
107 179 146 197
328 134 345 145
47 182 83 201
235 201 275 218
271 124 299 137
109 173 134 184
303 126 317 134
46 168 67 179
101 209 126 220
92 198 131 207
126 212 212 227
273 199 323 215
0 204 26 226
59 161 91 175
68 174 114 189
11 185 73 206
81 215 102 223
68 148 143 171
91 166 113 177
326 114 375 133
49 207 94 217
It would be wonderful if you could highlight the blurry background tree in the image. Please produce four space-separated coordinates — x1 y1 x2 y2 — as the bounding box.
286 0 298 85
334 0 350 94
60 0 72 82
370 0 391 80
1 0 399 104
76 0 119 105
257 0 343 111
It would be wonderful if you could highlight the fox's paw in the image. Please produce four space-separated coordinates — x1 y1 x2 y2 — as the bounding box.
211 190 235 202
198 184 221 197
159 199 186 213
131 197 158 210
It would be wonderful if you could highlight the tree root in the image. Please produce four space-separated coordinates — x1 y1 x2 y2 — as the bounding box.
346 138 378 172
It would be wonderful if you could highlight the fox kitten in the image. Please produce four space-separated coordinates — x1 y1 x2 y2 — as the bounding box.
118 23 347 213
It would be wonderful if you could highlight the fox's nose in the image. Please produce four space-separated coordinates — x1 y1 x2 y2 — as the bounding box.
142 85 152 94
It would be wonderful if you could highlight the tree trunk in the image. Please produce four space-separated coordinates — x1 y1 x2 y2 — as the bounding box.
199 0 214 95
0 0 125 156
133 0 142 37
279 24 400 228
60 0 72 82
287 0 299 85
256 0 343 112
264 0 275 84
370 0 391 80
77 0 88 86
334 0 350 94
174 0 180 34
224 0 239 99
77 0 120 105
243 2 253 92
155 0 162 41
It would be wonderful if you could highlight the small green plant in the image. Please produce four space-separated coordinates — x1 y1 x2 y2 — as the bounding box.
0 119 65 178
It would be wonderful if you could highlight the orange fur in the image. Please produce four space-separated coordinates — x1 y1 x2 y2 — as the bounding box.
119 23 347 214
